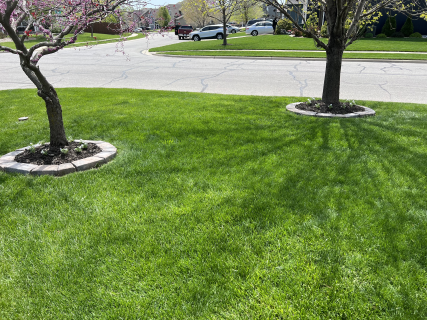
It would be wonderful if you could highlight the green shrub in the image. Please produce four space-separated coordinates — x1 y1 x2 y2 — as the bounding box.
382 16 396 36
391 31 405 38
292 28 303 37
275 18 293 35
364 32 373 38
0 32 7 39
376 33 387 38
320 22 328 37
302 13 318 38
401 17 414 37
303 26 317 38
51 25 62 33
410 32 422 38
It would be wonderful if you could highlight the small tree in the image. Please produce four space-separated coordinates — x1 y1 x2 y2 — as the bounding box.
401 16 414 37
382 15 397 36
157 6 171 28
231 0 263 25
205 0 244 45
0 0 143 149
181 0 211 27
258 0 427 106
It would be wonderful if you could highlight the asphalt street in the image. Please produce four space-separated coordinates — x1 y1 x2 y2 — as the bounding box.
1 34 426 104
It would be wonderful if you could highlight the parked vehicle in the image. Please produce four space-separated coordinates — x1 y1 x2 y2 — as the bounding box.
188 25 229 41
135 26 151 32
16 26 35 34
210 24 240 34
245 21 274 36
176 25 193 40
246 19 272 28
217 24 240 34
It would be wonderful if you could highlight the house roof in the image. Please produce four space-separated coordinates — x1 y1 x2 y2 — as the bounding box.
133 2 183 22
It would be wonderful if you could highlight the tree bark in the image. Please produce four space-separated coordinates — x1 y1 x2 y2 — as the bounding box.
222 8 227 46
38 87 69 148
321 39 344 105
21 63 68 149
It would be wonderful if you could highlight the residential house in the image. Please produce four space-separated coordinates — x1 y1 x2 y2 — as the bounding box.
133 3 187 29
264 0 307 24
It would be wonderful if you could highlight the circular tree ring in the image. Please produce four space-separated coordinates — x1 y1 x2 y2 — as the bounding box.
0 140 117 176
286 102 376 118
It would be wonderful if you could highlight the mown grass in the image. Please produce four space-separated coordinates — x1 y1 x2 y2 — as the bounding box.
156 50 427 60
150 34 427 53
1 88 427 319
0 32 144 50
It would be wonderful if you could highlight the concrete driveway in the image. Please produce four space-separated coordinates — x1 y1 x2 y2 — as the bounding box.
1 34 426 104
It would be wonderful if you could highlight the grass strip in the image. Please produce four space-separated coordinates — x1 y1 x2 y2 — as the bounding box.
0 33 144 50
150 35 427 53
1 88 427 319
155 50 427 60
68 33 145 48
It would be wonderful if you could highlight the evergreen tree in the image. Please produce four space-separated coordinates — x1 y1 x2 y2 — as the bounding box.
401 17 414 37
382 15 396 36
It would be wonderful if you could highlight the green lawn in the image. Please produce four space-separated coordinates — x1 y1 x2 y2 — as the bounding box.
0 32 144 50
150 34 427 53
157 50 427 60
2 88 427 318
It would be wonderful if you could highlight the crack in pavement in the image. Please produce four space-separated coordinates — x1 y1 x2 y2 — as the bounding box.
378 81 392 100
199 60 248 92
100 68 133 87
172 59 188 68
288 61 308 96
379 63 413 74
388 63 414 72
379 65 390 73
160 59 240 92
356 64 366 74
50 67 70 76
139 66 160 72
222 59 248 70
200 70 231 92
158 72 207 89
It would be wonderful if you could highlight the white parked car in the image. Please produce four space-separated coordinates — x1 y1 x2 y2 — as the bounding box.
210 24 240 34
189 25 229 41
245 21 274 36
226 24 241 34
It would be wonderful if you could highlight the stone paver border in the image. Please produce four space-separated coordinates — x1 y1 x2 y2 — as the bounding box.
286 102 375 118
0 140 117 176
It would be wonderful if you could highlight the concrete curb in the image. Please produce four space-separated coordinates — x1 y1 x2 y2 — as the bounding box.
0 140 117 176
286 102 376 118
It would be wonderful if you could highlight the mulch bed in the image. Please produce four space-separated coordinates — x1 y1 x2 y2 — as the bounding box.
15 141 102 165
296 100 365 114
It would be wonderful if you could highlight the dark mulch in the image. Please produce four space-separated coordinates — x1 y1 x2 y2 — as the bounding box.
296 100 365 114
15 141 102 165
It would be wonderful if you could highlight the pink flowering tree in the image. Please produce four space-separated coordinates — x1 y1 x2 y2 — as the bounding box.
0 0 145 148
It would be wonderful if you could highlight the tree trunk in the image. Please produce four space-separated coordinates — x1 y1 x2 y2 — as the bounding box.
321 39 344 105
38 87 69 149
222 8 227 46
20 62 68 149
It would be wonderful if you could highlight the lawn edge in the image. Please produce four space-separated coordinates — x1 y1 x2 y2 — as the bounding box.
151 52 427 63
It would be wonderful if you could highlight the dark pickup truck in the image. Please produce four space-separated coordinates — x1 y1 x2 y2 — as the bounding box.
175 25 193 40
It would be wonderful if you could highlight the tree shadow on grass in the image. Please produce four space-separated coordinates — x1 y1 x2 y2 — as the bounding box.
179 113 427 316
2 92 427 317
